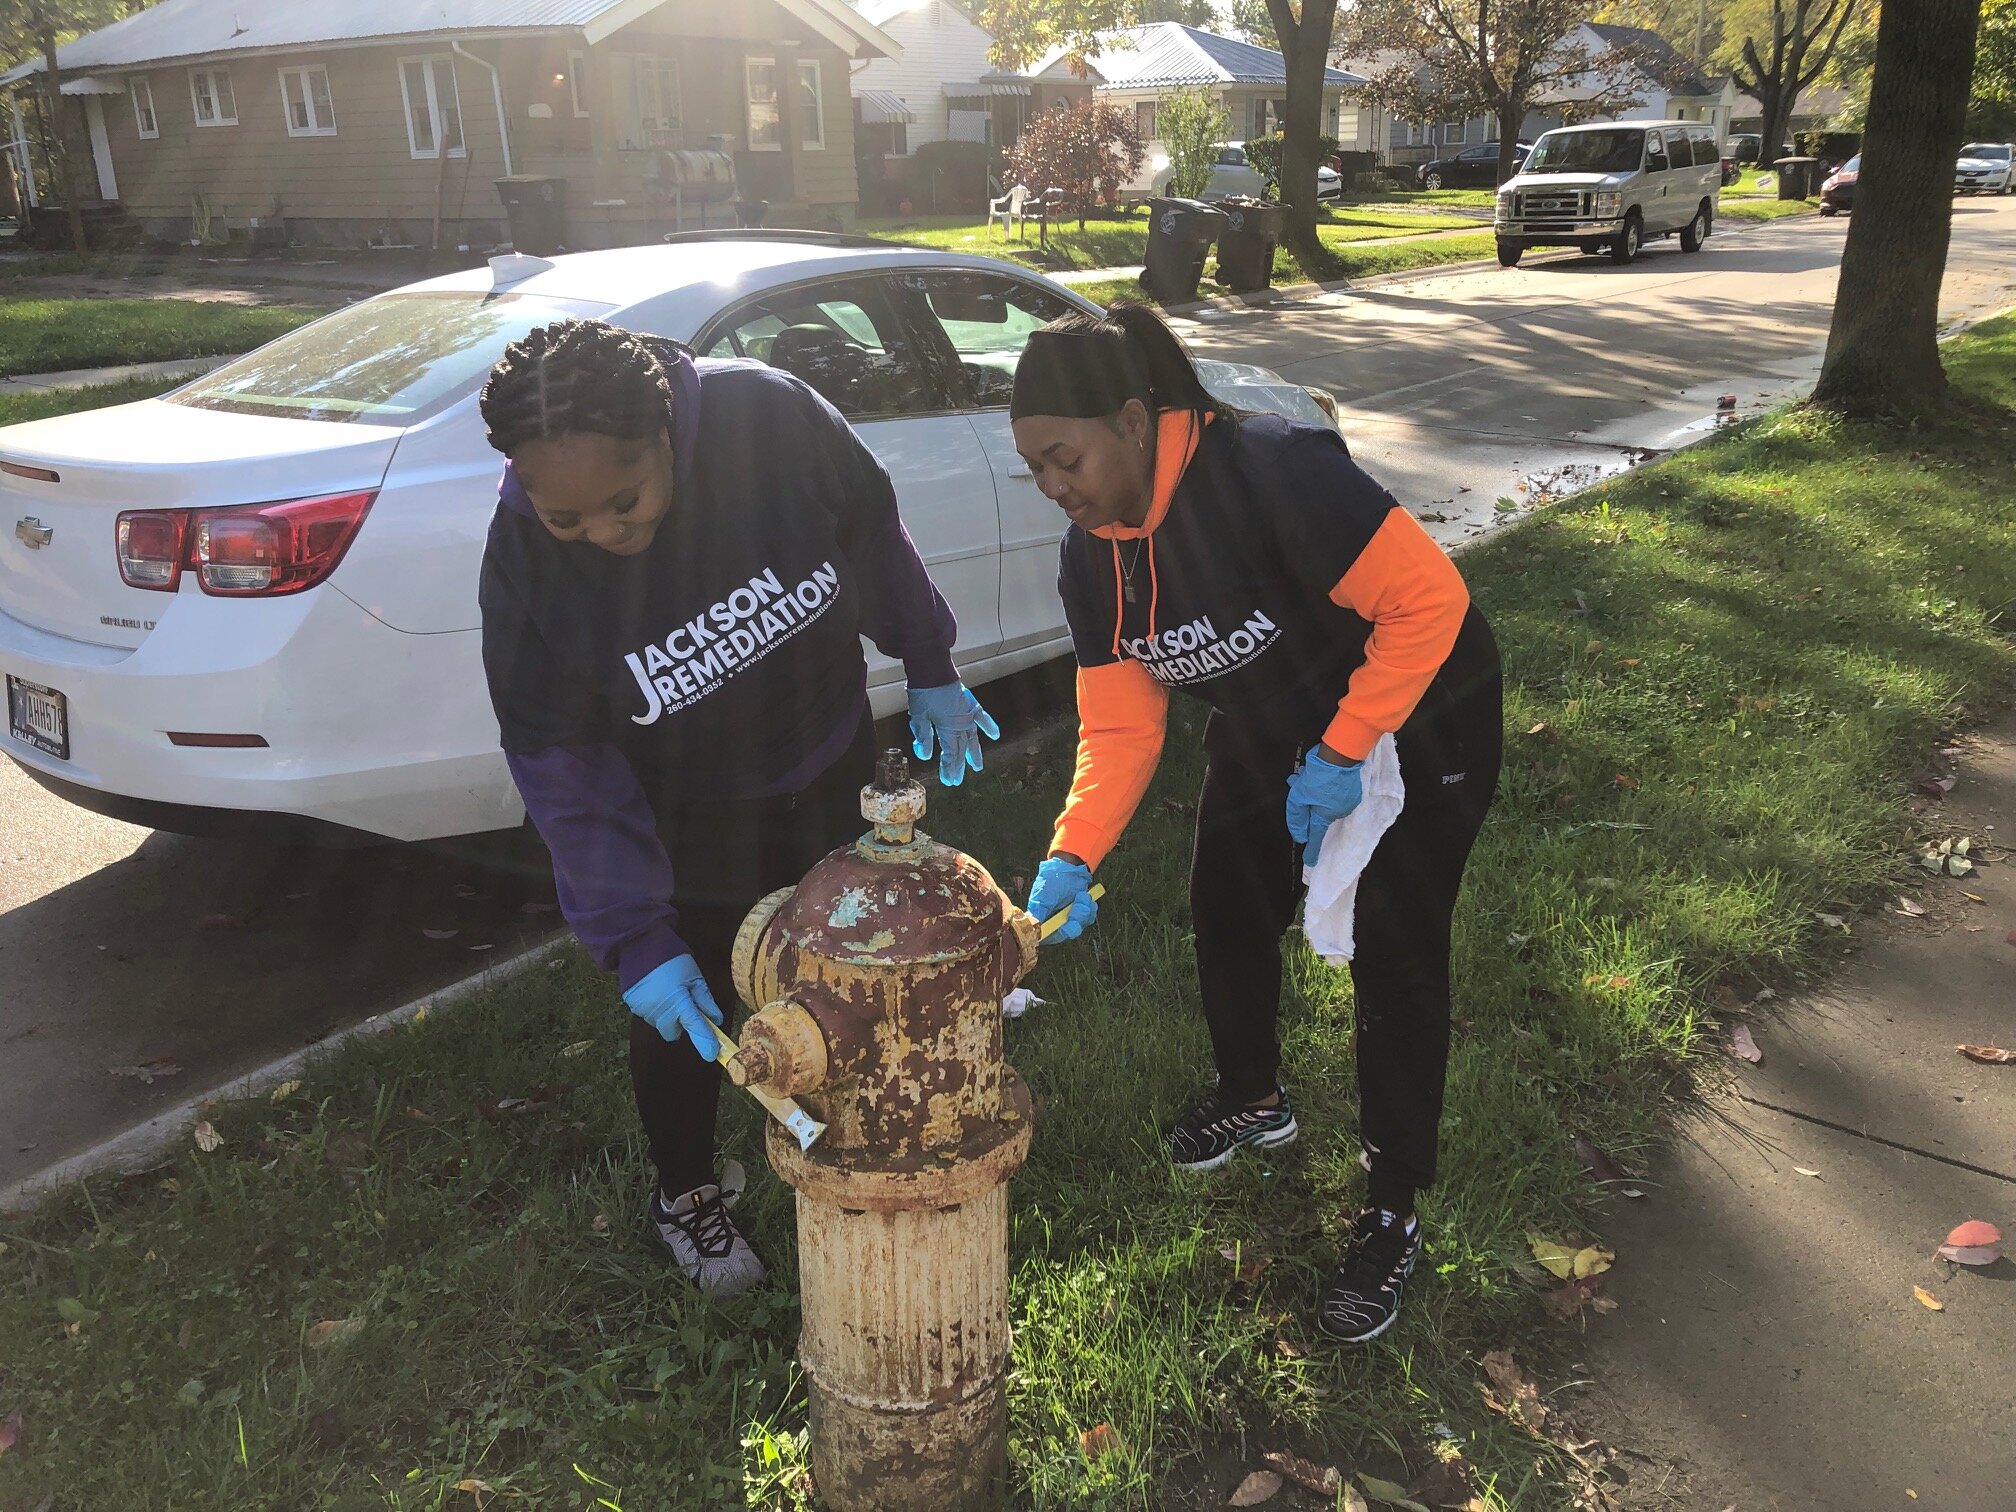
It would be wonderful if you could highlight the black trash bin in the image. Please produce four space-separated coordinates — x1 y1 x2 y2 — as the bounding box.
1773 156 1820 200
1214 196 1282 293
494 175 567 256
1140 197 1226 304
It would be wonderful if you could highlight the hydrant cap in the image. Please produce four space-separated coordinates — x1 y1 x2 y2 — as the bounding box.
781 843 1013 968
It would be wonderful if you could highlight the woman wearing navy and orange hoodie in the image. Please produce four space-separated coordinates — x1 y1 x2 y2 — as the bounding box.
476 319 996 1298
1012 306 1502 1343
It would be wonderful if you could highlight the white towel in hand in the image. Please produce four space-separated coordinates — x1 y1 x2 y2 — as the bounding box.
1301 733 1405 964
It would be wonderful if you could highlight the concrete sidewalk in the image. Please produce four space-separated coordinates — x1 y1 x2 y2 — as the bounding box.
1573 716 2016 1511
0 355 226 391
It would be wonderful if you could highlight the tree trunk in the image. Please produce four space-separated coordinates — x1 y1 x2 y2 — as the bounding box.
38 25 88 256
1756 85 1793 167
1811 0 1983 411
1265 0 1339 260
1497 103 1524 183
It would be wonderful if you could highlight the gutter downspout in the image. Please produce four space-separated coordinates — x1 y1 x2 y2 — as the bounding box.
451 40 513 177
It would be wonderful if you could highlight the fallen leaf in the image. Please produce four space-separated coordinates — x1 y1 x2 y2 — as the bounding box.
269 1080 302 1102
591 1214 609 1234
1358 1472 1431 1511
1729 1025 1763 1064
455 1479 495 1497
1405 1456 1480 1509
560 1040 595 1058
0 1408 17 1461
176 1319 193 1350
1958 1044 2016 1065
193 1121 222 1153
1219 1243 1272 1283
1079 1422 1123 1461
402 1106 437 1124
1228 1469 1282 1505
1896 897 1926 917
107 1059 182 1084
478 1087 563 1122
1526 722 1550 736
1572 1136 1641 1195
1262 1449 1341 1495
304 1317 363 1349
1479 1349 1549 1435
1913 1286 1944 1312
1815 911 1848 931
1794 1167 1822 1178
55 1297 98 1326
1541 1274 1615 1319
1937 1220 2003 1266
1528 1235 1612 1280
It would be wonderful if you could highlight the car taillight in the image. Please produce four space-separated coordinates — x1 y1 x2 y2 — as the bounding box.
117 511 187 589
115 491 376 596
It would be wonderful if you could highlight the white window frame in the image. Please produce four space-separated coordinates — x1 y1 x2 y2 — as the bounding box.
278 64 337 137
797 59 825 151
568 49 589 118
745 55 781 151
398 54 465 160
130 75 158 139
613 53 681 149
188 66 237 128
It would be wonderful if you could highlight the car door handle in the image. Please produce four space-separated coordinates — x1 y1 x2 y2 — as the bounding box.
1007 464 1033 479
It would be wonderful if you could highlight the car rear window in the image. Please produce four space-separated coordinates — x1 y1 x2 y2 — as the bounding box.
1527 129 1645 174
167 290 615 427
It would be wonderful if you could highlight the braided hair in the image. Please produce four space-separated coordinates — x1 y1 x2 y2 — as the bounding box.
478 317 673 457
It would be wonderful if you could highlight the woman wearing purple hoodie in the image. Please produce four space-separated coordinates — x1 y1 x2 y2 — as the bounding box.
477 319 996 1296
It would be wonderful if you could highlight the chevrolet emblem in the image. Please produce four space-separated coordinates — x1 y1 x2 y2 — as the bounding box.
14 517 52 550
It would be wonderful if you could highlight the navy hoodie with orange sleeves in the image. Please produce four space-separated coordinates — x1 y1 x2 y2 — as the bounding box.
1050 409 1488 870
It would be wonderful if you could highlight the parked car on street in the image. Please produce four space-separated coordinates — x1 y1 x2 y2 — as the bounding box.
1819 154 1860 215
0 235 1334 845
1493 121 1722 266
1148 143 1343 201
1954 143 2014 194
1725 134 1793 166
1415 141 1531 189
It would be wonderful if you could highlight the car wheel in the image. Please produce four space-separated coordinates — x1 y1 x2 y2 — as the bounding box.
1423 170 1444 190
1496 238 1524 268
1679 201 1710 252
1819 203 1838 216
1610 212 1643 264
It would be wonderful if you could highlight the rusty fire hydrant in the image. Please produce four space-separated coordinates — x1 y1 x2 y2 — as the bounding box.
729 750 1042 1511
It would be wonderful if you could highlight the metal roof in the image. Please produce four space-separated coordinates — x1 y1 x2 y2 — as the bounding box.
1 0 896 83
857 87 913 123
1046 24 1361 90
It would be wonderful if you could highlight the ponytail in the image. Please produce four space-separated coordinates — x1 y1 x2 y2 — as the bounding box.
1102 303 1215 415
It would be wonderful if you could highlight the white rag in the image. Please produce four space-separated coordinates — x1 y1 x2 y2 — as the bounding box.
1300 732 1406 964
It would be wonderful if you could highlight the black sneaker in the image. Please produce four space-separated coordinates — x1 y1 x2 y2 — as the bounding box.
1317 1207 1422 1343
1165 1088 1298 1171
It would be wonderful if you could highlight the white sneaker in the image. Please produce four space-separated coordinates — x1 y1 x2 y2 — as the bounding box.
650 1183 767 1298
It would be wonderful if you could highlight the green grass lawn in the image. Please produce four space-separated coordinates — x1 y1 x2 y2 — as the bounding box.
0 296 322 378
1718 197 1821 223
859 205 1477 275
0 374 185 429
1340 186 1500 210
4 317 2014 1510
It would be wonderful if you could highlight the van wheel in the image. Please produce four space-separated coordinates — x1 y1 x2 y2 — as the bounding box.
1610 212 1643 264
1496 239 1524 267
1679 201 1710 252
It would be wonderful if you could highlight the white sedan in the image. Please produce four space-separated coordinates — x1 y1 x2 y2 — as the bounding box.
0 234 1334 843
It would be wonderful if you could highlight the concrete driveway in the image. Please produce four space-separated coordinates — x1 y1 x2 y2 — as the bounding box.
4 201 2014 1195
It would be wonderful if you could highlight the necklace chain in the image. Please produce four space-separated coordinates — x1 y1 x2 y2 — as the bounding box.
1120 540 1146 604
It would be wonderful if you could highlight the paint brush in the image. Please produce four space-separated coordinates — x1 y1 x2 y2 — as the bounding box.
1039 882 1106 941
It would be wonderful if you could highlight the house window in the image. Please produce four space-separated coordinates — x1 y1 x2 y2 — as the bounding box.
614 55 681 149
568 50 589 118
1486 115 1500 140
797 59 825 150
1135 101 1156 138
130 76 158 139
279 65 336 137
399 55 464 159
1438 120 1465 145
1334 106 1359 143
746 57 781 150
189 67 237 127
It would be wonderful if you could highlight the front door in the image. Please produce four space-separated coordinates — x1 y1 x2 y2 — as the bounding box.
84 97 118 201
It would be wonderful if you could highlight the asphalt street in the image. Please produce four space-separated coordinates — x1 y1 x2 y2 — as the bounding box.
4 200 2013 1192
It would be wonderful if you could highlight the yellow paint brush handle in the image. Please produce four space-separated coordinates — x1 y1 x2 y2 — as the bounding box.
1039 882 1107 941
713 1026 826 1151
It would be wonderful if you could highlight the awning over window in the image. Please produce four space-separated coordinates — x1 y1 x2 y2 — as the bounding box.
943 77 1032 101
858 88 914 124
59 75 127 97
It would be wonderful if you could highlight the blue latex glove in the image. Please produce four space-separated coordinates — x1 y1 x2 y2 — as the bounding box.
1284 747 1366 868
622 954 724 1058
1027 856 1098 943
907 682 1001 787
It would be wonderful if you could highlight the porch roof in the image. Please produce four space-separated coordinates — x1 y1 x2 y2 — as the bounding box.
0 0 898 86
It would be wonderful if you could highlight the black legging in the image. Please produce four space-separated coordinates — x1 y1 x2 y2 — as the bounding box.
1189 611 1502 1211
633 710 876 1199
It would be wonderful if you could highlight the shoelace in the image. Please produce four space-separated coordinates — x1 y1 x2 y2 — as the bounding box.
667 1193 738 1259
1339 1212 1413 1291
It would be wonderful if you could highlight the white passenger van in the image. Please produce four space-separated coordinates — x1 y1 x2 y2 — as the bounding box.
1493 120 1722 267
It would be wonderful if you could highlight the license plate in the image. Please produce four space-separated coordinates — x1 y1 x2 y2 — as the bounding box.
7 675 69 761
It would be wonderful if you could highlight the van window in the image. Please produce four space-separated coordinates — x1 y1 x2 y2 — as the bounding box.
1526 129 1645 174
1689 129 1719 167
1644 131 1671 172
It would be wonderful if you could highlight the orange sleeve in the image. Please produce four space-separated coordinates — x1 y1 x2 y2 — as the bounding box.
1050 660 1170 870
1323 509 1470 761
